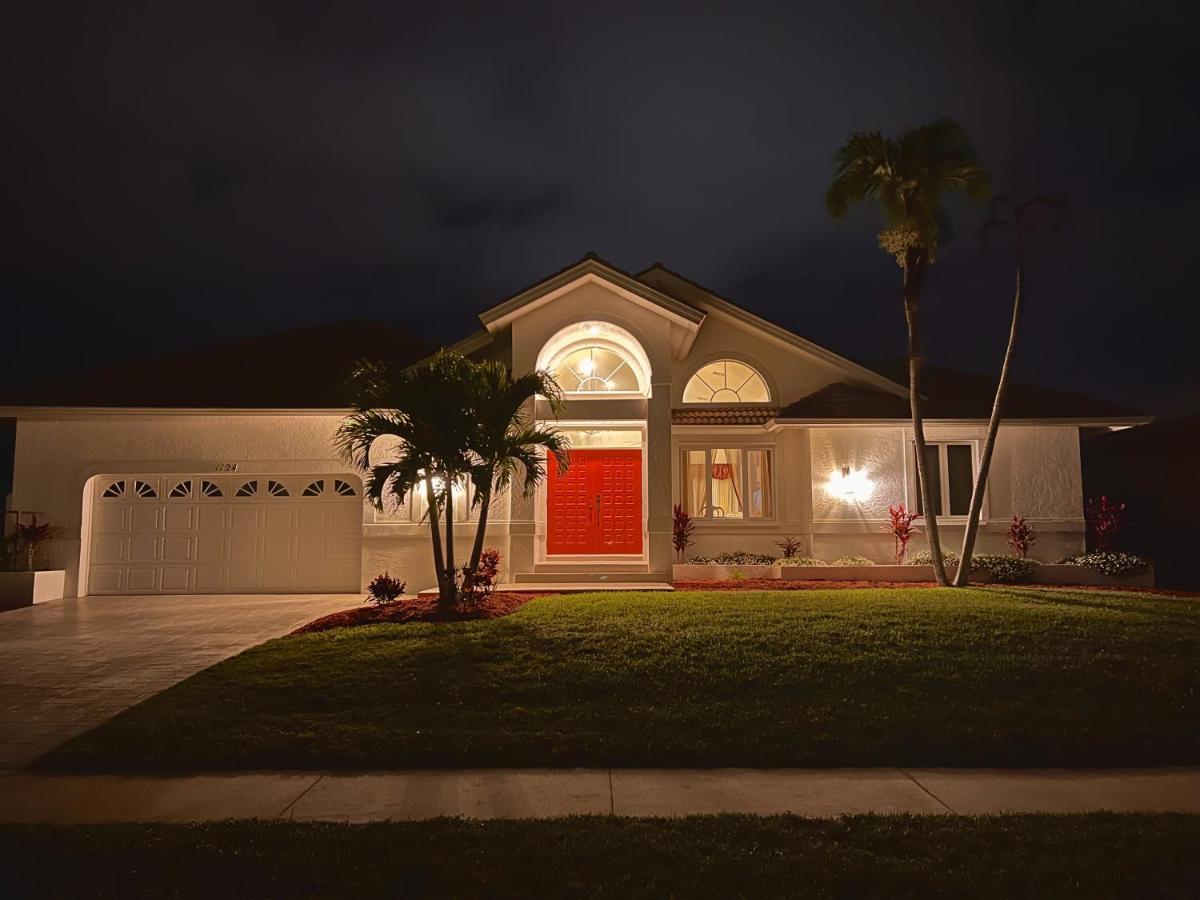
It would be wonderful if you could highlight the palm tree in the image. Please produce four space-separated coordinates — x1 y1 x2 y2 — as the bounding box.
953 194 1061 585
335 351 479 605
464 360 570 577
827 119 990 586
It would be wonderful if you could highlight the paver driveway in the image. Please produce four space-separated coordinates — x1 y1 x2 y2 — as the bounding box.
0 594 357 769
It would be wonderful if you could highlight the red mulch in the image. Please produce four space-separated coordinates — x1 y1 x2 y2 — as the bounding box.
292 592 554 635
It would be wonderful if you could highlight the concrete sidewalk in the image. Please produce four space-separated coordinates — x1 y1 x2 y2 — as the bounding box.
2 768 1198 823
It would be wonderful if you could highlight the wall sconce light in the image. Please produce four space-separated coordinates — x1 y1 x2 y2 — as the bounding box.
825 465 874 502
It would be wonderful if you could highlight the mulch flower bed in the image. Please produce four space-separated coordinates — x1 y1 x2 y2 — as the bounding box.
293 592 553 634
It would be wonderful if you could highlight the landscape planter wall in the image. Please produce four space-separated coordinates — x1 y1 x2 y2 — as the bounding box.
0 570 66 611
673 564 780 581
780 565 932 582
1029 564 1155 588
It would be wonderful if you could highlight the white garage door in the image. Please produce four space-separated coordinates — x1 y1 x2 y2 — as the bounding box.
87 473 363 595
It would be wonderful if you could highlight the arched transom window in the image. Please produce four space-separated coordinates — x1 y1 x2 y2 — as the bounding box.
537 321 652 398
683 360 771 404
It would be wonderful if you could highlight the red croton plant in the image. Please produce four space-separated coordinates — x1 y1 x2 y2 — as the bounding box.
1086 496 1126 551
884 504 920 565
672 504 695 561
1007 515 1036 558
461 548 502 604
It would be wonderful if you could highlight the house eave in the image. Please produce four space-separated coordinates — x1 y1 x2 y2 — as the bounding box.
0 406 352 419
765 415 1155 431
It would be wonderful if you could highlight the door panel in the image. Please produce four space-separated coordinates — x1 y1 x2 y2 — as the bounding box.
546 449 642 555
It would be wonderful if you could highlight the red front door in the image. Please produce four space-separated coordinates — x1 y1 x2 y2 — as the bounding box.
547 449 642 555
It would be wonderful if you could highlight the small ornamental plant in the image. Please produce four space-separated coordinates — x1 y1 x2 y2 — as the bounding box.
831 555 875 567
365 572 406 606
1085 496 1126 551
10 516 65 571
1007 515 1036 559
672 504 695 561
774 535 803 559
884 504 920 564
688 551 777 565
462 548 502 604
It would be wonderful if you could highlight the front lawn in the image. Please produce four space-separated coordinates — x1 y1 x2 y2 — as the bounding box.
2 815 1198 898
43 588 1199 770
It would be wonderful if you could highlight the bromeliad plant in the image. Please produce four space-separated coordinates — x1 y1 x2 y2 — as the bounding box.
336 351 569 608
672 504 695 561
1007 515 1036 558
773 535 803 559
884 504 920 564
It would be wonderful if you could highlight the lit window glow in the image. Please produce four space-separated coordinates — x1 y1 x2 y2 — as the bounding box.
683 360 770 403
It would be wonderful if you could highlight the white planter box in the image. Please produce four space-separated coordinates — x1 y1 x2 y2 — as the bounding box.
1030 564 1155 587
0 570 66 611
673 564 780 581
780 564 931 581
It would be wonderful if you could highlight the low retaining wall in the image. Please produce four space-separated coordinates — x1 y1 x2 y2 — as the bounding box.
673 563 1155 587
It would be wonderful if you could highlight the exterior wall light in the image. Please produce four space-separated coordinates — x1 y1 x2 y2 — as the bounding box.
825 465 874 502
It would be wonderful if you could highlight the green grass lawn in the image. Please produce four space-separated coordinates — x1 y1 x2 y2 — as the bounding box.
43 587 1199 770
2 815 1197 898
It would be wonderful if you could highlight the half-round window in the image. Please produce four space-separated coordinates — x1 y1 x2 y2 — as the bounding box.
537 321 652 398
683 360 771 404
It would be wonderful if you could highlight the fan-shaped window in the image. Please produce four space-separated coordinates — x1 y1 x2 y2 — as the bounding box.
235 480 258 498
101 480 126 499
333 479 356 497
134 480 157 499
302 480 325 497
266 480 289 497
537 321 652 397
683 360 771 404
168 480 192 499
200 480 222 498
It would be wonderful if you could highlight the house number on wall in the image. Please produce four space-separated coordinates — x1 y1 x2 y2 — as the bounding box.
214 463 240 472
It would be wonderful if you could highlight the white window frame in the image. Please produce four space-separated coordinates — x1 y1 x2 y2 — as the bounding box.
910 440 983 521
680 445 776 522
373 476 482 524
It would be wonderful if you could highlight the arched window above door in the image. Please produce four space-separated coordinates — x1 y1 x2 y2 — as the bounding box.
683 359 771 404
536 321 652 398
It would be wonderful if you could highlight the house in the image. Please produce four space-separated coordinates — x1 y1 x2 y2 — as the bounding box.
1 255 1148 596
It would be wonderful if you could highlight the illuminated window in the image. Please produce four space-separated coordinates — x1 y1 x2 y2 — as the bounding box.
683 360 770 404
537 320 652 397
914 442 976 517
682 448 773 520
553 345 640 393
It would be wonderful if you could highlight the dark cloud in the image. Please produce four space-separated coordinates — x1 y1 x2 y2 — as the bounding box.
2 0 1196 412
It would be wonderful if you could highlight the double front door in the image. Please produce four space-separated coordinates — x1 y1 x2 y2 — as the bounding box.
546 449 642 555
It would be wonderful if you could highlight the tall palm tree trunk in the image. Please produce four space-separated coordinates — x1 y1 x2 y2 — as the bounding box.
903 256 950 587
443 482 456 605
424 475 449 600
467 483 493 576
954 251 1024 585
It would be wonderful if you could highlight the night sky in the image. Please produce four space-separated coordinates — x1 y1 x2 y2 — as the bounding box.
5 1 1197 413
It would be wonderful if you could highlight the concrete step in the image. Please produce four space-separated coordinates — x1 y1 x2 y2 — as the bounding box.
497 582 673 593
512 571 671 585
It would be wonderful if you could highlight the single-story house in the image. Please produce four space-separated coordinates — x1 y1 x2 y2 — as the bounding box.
1 255 1148 596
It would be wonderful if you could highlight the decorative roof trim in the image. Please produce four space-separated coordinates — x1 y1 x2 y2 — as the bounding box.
766 416 1155 430
479 257 706 335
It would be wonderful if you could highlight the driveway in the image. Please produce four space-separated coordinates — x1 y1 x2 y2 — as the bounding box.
0 594 357 769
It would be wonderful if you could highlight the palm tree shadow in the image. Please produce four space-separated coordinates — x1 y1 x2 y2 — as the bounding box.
984 585 1199 628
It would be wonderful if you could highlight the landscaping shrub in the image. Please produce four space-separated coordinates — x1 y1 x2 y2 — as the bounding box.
687 551 777 565
830 555 874 566
907 549 960 568
972 554 1039 583
773 535 803 559
1085 496 1126 551
778 557 828 567
365 572 406 605
1058 551 1150 577
461 548 501 604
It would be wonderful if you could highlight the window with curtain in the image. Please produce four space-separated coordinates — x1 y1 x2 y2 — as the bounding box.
914 442 976 517
683 448 773 519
